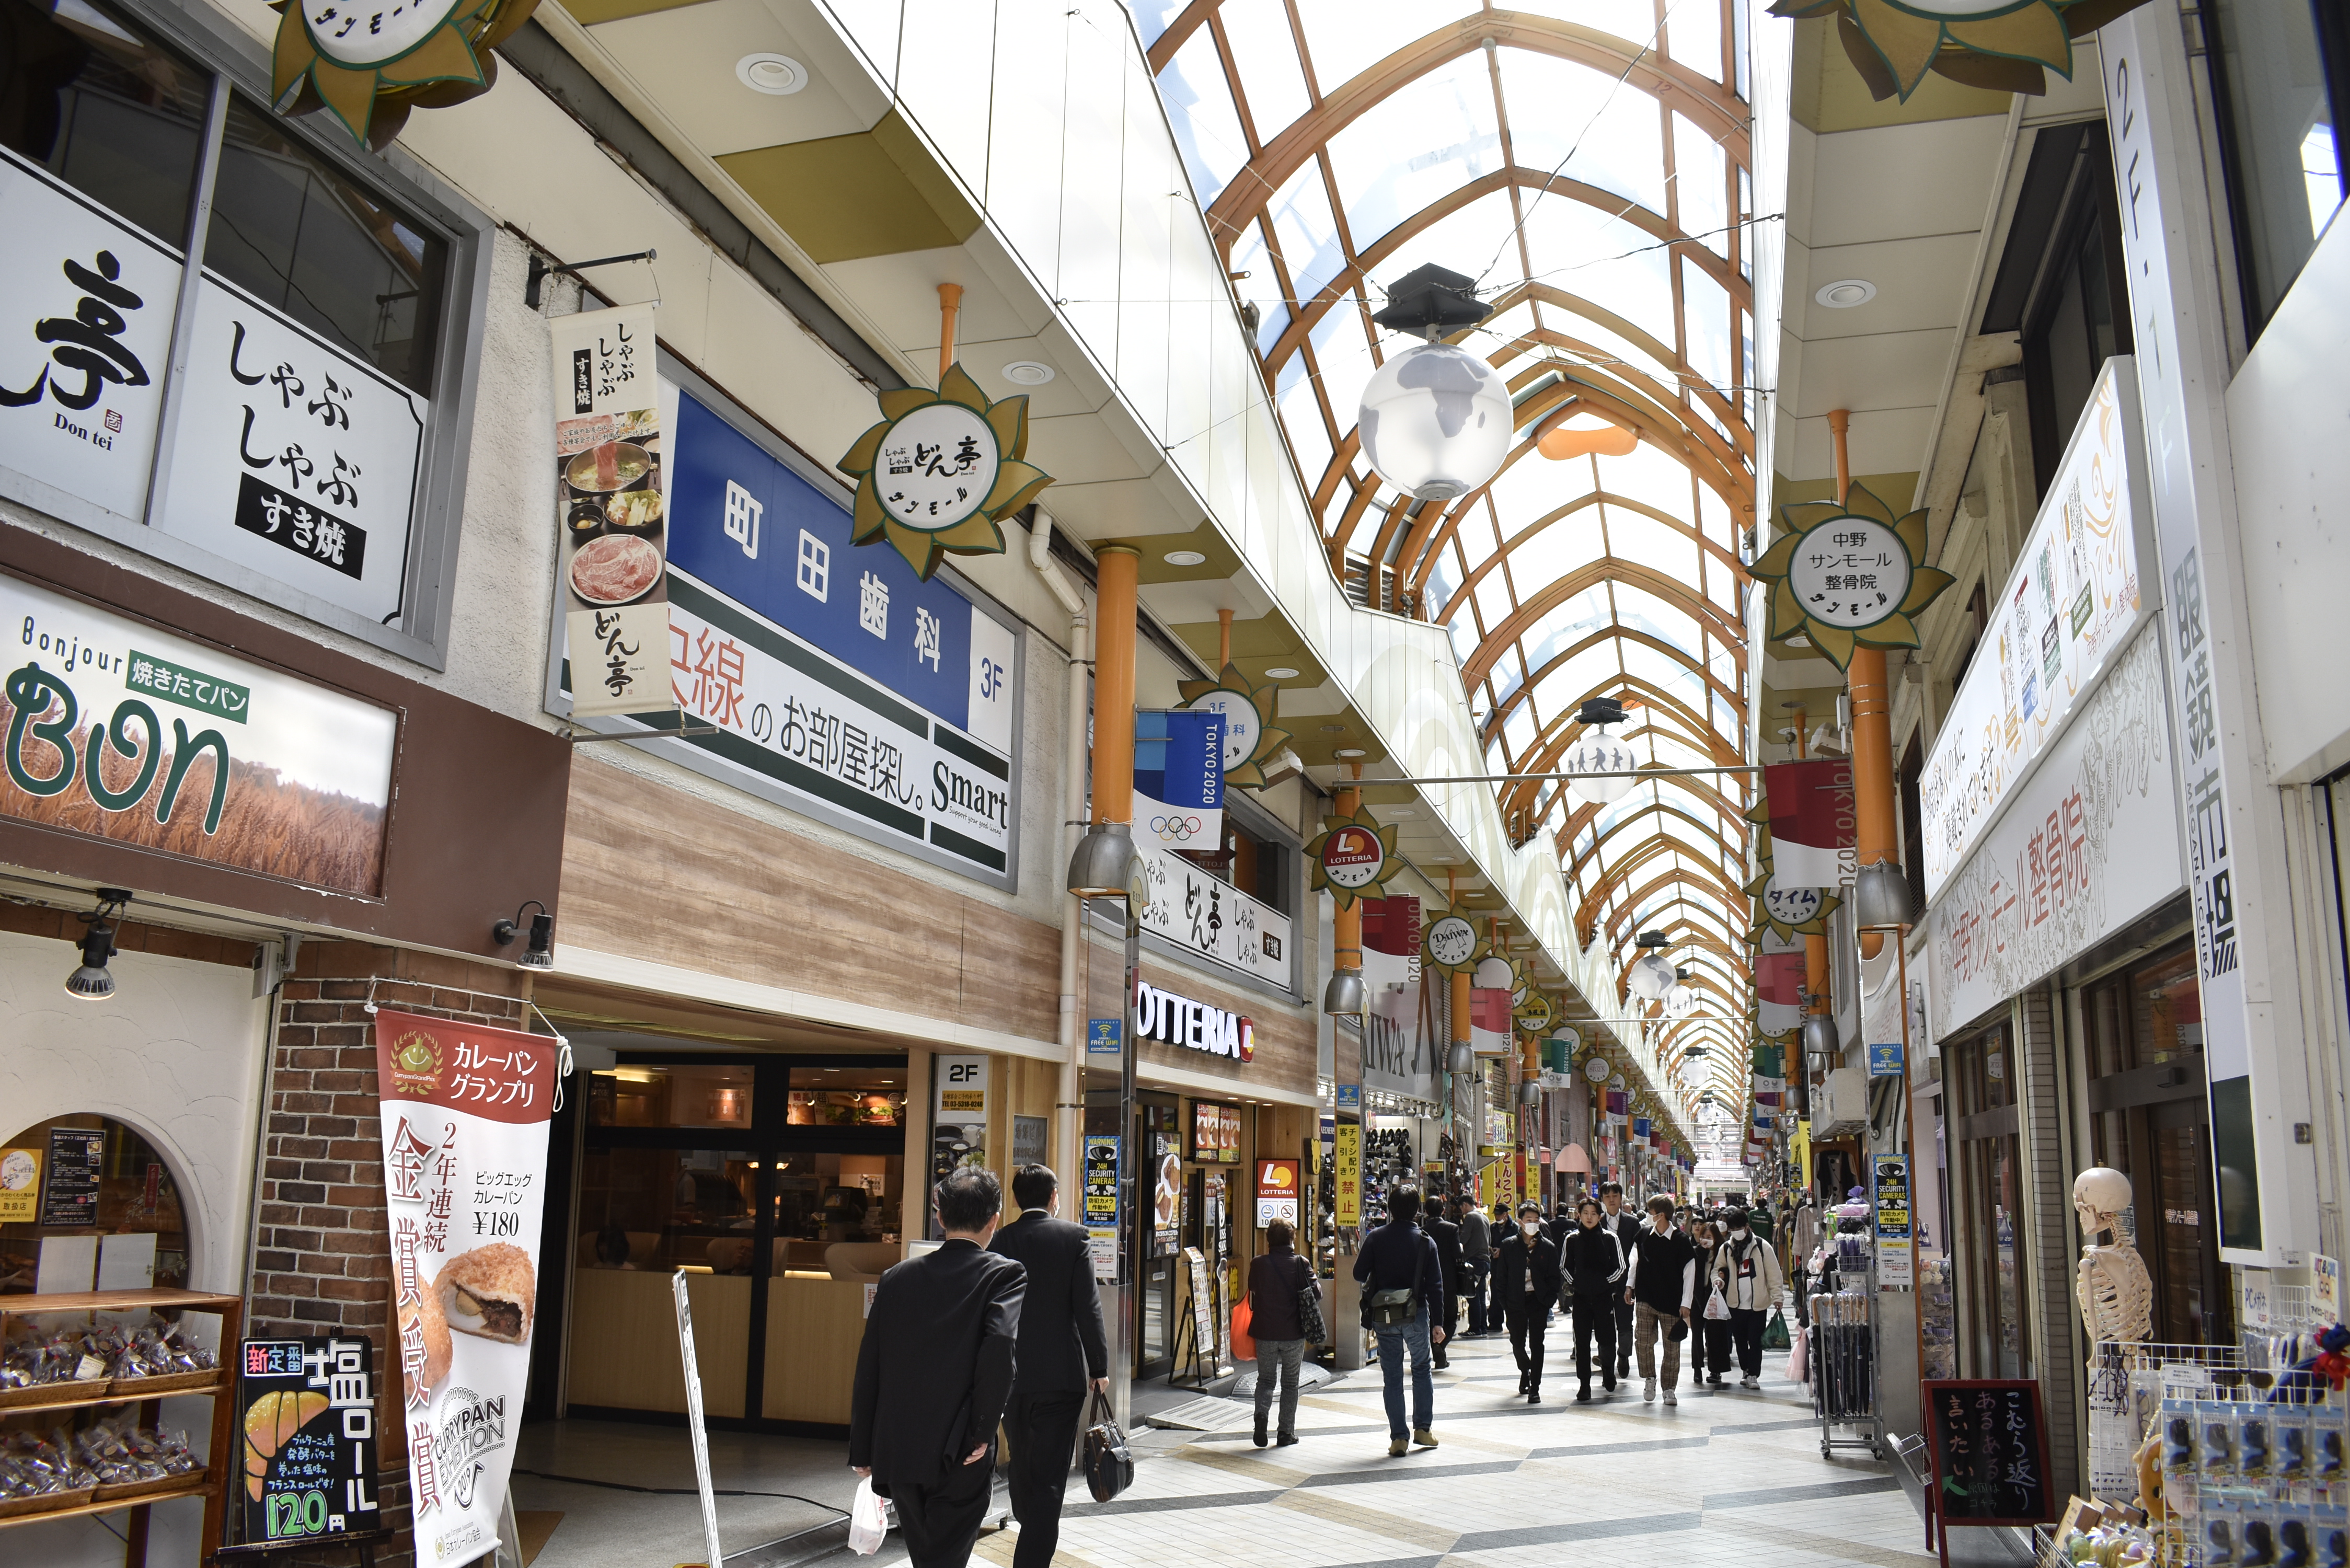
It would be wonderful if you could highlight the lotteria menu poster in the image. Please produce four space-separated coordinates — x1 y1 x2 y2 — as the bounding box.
372 1010 557 1565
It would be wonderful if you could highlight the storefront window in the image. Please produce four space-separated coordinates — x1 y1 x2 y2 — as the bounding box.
207 94 447 395
1950 1026 2030 1379
2084 942 2227 1346
1 1115 190 1296
589 1063 756 1129
2205 0 2350 332
0 0 208 249
786 1065 905 1127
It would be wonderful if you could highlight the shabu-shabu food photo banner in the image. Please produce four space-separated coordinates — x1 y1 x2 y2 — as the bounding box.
550 303 666 718
374 1010 557 1566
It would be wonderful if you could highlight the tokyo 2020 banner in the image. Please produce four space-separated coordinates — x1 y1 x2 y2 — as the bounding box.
373 1010 557 1565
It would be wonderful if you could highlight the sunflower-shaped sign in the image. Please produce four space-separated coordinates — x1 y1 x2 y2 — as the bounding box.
1422 908 1485 975
837 364 1053 581
1304 804 1400 910
270 0 534 148
1749 480 1955 670
1513 990 1556 1033
1743 870 1843 943
1768 0 2148 102
1175 663 1293 789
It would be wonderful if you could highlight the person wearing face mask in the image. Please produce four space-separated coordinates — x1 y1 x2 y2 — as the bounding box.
1686 1218 1732 1389
1597 1182 1641 1383
1623 1194 1695 1405
1559 1197 1626 1402
1493 1200 1561 1402
1711 1205 1786 1389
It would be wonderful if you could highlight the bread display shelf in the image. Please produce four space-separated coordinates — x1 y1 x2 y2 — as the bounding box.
0 1288 243 1567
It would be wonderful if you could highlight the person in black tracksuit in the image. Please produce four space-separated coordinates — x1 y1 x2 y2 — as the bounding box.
1492 1200 1562 1403
1559 1197 1625 1402
1597 1181 1641 1381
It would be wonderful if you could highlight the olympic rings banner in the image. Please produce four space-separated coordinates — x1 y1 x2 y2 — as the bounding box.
1134 708 1223 849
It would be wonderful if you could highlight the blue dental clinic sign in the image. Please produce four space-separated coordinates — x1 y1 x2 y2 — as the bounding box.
552 380 1022 885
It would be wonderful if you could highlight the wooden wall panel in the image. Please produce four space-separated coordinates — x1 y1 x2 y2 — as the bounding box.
566 1270 749 1416
560 757 1058 1042
764 1278 865 1423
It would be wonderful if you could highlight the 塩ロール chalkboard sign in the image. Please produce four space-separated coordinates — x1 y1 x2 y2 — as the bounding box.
237 1337 381 1547
1920 1379 2053 1565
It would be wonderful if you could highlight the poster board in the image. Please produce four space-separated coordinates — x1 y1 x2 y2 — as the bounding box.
1181 1246 1220 1381
237 1337 380 1546
1923 1379 2054 1528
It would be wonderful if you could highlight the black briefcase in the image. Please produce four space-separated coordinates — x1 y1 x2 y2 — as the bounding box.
1081 1388 1133 1502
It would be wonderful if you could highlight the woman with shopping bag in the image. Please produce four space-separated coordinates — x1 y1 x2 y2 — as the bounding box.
1246 1217 1317 1448
1688 1218 1732 1390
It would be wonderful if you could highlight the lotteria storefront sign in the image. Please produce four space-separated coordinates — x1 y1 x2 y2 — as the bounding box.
1133 981 1253 1062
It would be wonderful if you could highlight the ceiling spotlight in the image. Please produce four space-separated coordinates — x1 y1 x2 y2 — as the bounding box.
734 53 808 95
1264 667 1300 679
1387 806 1416 817
1334 747 1366 758
1814 278 1876 309
1002 361 1055 386
493 900 556 969
63 887 131 1001
1162 549 1207 567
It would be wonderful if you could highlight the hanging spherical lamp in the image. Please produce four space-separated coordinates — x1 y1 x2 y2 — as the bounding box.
1664 967 1697 1019
1564 697 1639 805
1626 930 1676 1003
1357 263 1510 502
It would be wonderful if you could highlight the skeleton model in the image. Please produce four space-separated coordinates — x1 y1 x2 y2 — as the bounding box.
2075 1166 2155 1346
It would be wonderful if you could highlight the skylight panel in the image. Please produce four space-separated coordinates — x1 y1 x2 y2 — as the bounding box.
1222 0 1314 145
1497 51 1667 217
1325 53 1502 245
1161 28 1251 203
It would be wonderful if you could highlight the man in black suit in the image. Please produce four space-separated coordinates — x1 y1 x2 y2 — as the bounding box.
1424 1200 1463 1370
850 1167 1026 1568
989 1163 1111 1568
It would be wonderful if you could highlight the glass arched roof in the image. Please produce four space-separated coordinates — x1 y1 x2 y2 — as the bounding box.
1135 0 1759 1109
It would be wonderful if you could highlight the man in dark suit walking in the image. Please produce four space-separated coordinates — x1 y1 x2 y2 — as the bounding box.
850 1167 1026 1568
989 1164 1110 1568
1424 1200 1463 1370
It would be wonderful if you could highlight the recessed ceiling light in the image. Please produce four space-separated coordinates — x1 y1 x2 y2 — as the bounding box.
735 53 808 95
1163 549 1207 566
1334 747 1366 758
1003 361 1055 385
1815 278 1876 308
1387 807 1416 817
1264 666 1299 679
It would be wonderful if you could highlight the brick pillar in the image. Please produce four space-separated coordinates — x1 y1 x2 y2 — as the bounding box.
249 942 531 1568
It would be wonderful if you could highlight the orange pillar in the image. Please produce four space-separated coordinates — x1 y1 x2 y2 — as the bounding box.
1334 763 1363 992
1093 546 1139 828
1828 408 1899 958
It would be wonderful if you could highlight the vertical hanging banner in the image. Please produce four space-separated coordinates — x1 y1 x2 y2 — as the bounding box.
1763 759 1855 889
550 303 666 717
1360 897 1430 1102
1133 709 1224 849
1333 1123 1362 1227
373 1010 557 1566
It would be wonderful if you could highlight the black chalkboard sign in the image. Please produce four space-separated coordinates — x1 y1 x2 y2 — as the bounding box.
237 1337 381 1547
1922 1379 2054 1528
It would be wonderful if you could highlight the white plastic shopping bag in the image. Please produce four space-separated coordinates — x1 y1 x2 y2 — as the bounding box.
848 1476 888 1555
1704 1286 1731 1321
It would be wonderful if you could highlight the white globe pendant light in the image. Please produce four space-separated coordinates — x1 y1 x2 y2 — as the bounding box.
1564 697 1638 804
1664 967 1697 1018
1627 930 1676 1003
1357 263 1511 502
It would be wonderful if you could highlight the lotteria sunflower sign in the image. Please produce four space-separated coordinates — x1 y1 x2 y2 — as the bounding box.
837 364 1052 581
1305 805 1398 910
269 0 535 147
1749 480 1953 670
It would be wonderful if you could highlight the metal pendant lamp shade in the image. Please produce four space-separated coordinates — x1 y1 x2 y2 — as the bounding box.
1522 1080 1542 1107
1446 1041 1476 1075
63 924 116 1000
1801 1012 1838 1059
1854 859 1913 928
1065 822 1137 897
1323 969 1367 1016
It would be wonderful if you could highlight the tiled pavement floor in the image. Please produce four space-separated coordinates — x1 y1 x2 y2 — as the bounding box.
963 1316 2013 1568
